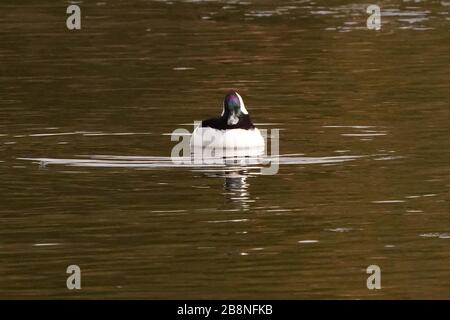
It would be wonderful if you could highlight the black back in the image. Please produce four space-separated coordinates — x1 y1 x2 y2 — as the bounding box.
201 114 255 130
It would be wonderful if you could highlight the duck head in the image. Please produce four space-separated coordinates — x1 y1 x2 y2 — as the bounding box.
221 90 249 126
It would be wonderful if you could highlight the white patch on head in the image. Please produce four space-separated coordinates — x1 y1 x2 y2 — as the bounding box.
235 92 248 114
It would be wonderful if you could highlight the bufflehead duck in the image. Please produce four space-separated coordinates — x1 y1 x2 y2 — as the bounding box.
190 91 265 153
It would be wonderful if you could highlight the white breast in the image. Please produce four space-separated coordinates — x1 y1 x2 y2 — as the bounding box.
190 127 265 155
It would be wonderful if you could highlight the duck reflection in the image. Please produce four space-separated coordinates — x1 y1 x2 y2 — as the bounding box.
191 146 265 210
222 170 252 210
201 168 255 210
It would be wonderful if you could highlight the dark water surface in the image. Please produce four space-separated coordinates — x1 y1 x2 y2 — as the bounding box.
0 0 449 298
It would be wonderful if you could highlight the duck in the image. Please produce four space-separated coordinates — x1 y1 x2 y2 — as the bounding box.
190 91 265 155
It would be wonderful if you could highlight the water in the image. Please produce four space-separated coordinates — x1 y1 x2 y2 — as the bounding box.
0 0 449 299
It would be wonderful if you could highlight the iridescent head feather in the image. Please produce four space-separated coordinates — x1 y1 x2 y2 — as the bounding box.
221 90 248 116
